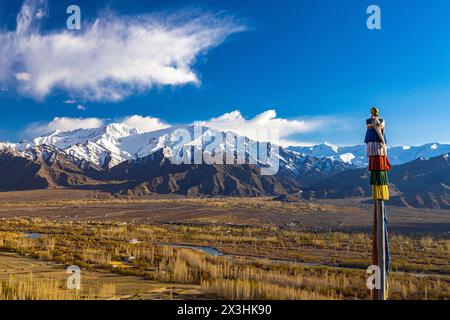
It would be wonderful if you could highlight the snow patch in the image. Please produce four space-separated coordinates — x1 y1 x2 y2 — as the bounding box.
323 141 339 153
339 153 355 164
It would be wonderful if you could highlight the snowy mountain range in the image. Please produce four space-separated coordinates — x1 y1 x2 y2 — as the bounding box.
288 142 450 167
0 124 354 195
0 123 346 173
1 123 448 173
0 124 448 205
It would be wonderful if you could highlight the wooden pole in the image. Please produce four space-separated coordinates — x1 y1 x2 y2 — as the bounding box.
376 199 387 300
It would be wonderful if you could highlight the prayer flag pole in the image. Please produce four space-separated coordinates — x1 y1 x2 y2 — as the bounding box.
366 107 390 300
375 199 387 300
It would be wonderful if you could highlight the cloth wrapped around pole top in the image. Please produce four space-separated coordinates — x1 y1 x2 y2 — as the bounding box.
372 185 389 200
366 142 387 157
368 156 392 171
370 170 389 185
365 118 387 144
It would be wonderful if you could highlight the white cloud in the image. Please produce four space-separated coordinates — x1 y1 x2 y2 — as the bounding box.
63 99 77 104
26 117 104 136
122 115 170 133
198 110 327 146
20 110 328 146
47 117 103 131
25 115 168 137
0 0 244 101
76 104 86 111
15 72 31 81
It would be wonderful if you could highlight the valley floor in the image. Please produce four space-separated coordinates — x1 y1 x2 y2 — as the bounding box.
0 189 448 300
0 189 448 234
0 252 208 300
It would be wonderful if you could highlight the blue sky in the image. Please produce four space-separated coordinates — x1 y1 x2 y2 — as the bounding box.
0 0 449 146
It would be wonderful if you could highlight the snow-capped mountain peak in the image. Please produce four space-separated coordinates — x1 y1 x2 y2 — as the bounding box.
2 124 265 168
323 141 339 153
0 123 354 184
0 142 16 151
10 123 142 168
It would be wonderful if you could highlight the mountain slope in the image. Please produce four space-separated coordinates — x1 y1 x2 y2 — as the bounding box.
0 146 303 196
0 146 105 191
108 149 300 196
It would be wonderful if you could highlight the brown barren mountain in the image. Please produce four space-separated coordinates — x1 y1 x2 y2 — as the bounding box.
1 145 448 209
0 147 302 197
0 146 104 191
